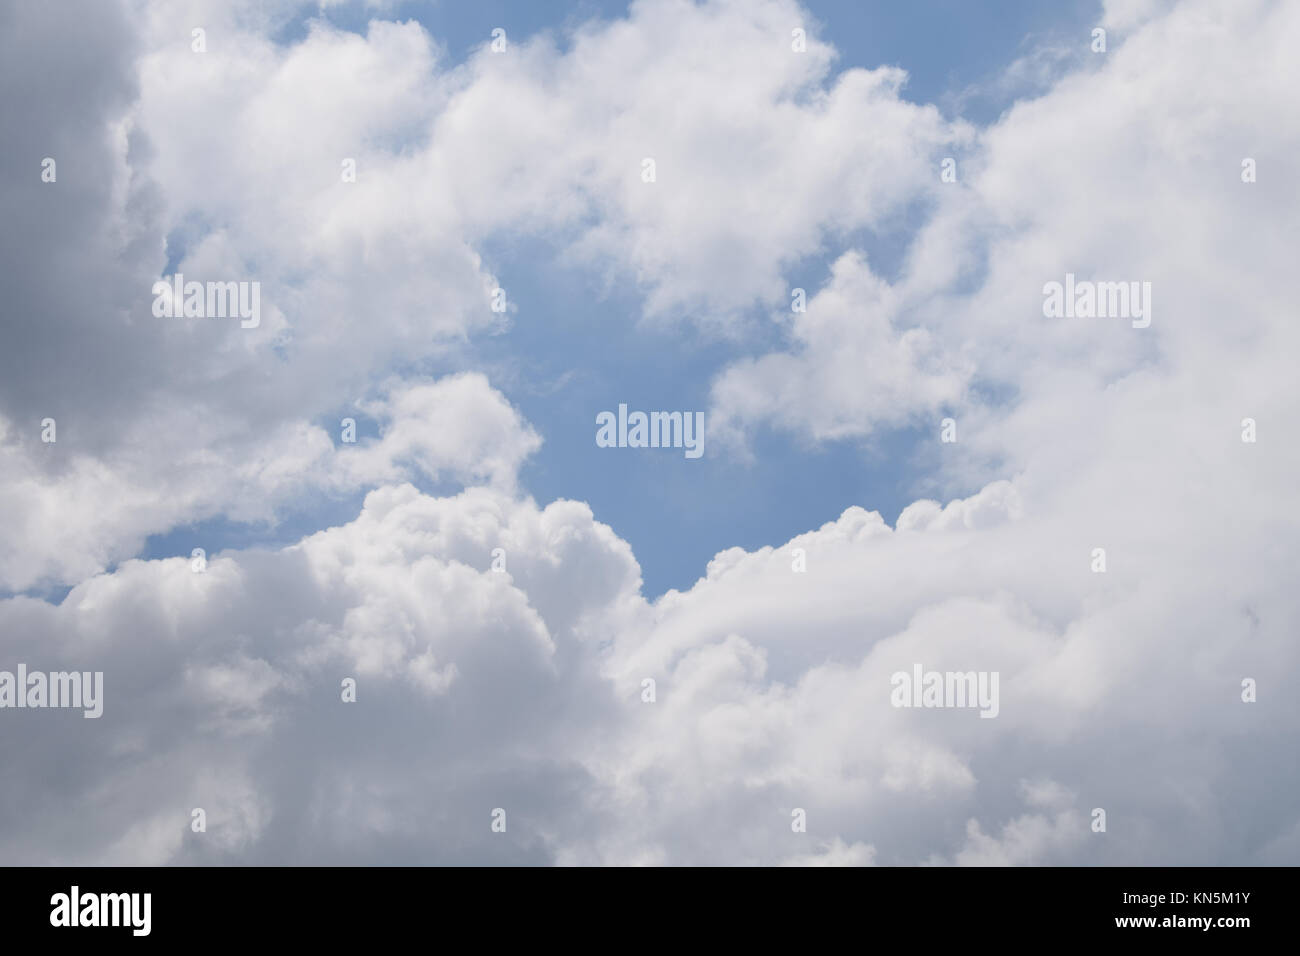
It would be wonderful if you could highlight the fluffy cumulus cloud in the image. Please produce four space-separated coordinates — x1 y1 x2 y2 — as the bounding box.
0 0 1296 864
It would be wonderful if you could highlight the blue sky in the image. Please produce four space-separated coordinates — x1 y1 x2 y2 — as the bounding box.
141 0 1105 598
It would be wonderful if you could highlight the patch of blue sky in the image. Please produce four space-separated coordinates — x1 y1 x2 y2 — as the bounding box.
459 232 948 597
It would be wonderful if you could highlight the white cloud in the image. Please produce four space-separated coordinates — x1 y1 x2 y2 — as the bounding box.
0 0 1296 866
0 374 539 590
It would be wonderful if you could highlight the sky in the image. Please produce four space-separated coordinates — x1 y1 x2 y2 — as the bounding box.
140 0 1104 600
0 0 1297 866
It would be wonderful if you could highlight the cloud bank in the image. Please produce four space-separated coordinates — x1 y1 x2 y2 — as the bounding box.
0 0 1296 864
